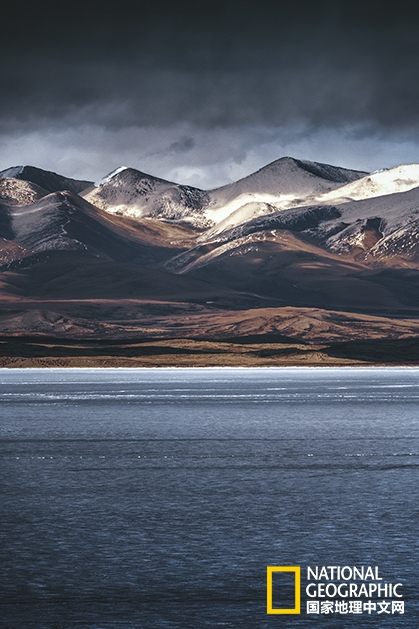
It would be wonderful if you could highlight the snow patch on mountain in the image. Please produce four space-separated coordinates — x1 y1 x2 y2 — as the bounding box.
366 221 419 259
204 195 287 227
316 165 419 205
0 166 24 179
95 166 129 187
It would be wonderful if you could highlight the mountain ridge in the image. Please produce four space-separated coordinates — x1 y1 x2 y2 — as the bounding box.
0 165 92 195
2 155 419 364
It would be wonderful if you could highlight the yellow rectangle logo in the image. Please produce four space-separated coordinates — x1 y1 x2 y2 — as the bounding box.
267 566 301 614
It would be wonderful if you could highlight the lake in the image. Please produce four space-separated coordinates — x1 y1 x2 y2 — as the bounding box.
0 367 418 628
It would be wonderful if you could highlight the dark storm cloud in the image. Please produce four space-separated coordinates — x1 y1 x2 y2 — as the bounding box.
2 0 419 134
169 137 195 153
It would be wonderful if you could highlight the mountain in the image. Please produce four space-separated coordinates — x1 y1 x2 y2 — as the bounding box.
194 176 419 261
166 229 419 316
82 167 210 226
211 157 366 200
199 163 419 239
204 157 367 225
0 190 198 265
2 156 419 365
82 158 367 230
0 165 92 195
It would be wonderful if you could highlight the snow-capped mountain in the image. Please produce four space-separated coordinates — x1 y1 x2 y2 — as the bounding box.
194 173 419 260
199 163 419 239
4 157 419 265
82 167 210 226
203 157 366 224
81 157 366 229
211 157 366 201
3 156 419 335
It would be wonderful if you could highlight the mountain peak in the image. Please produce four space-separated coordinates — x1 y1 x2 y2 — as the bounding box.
92 166 177 190
236 156 367 182
203 157 368 227
95 166 129 187
0 165 25 179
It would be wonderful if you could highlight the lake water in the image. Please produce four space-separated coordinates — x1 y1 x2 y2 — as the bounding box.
0 367 418 628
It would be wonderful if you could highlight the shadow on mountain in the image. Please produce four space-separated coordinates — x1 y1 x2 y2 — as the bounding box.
325 337 419 363
184 237 419 316
0 337 213 358
0 205 14 240
2 250 266 309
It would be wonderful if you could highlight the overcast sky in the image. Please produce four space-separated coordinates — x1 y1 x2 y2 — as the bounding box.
2 0 419 188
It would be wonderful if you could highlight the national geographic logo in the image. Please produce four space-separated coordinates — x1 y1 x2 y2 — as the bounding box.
267 565 405 616
266 567 301 614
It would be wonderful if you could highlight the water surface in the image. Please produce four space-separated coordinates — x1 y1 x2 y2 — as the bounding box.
1 367 418 628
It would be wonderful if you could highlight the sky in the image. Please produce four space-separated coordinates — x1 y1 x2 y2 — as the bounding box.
2 0 419 188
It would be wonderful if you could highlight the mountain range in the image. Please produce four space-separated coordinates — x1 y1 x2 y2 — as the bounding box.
2 157 419 366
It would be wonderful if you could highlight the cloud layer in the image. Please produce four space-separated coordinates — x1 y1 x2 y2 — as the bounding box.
1 1 419 185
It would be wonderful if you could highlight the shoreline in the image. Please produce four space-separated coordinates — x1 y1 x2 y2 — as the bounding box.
1 364 419 370
2 335 419 368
